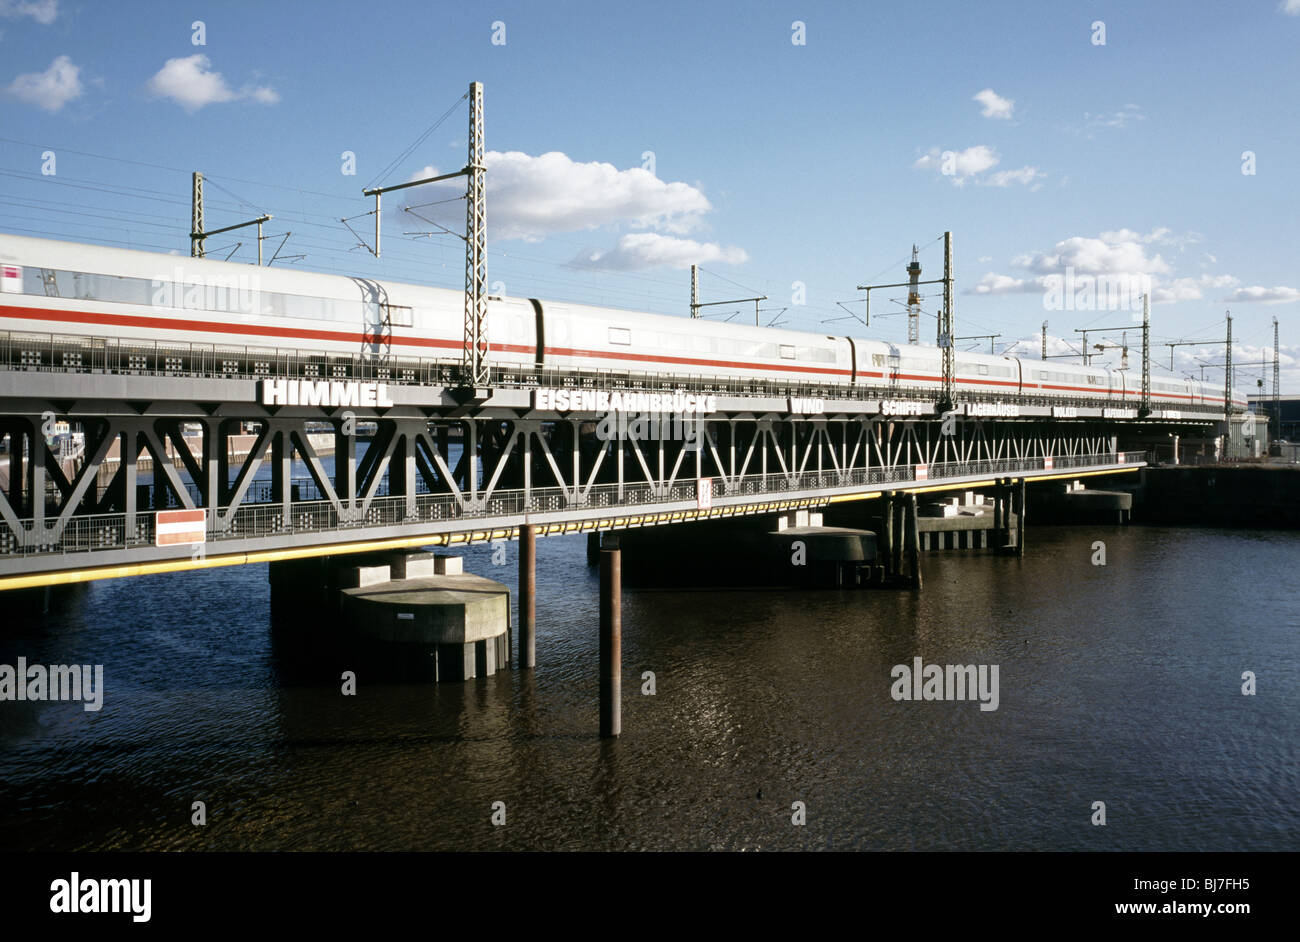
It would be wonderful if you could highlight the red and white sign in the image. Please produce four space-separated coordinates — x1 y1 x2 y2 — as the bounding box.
155 509 206 546
1044 456 1054 470
914 464 929 481
696 477 713 510
0 265 20 293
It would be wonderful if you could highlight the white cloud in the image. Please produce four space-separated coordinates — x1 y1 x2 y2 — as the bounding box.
974 230 1241 304
973 88 1014 119
4 54 81 111
1151 274 1239 303
0 0 57 24
1099 227 1204 253
573 232 747 272
1013 231 1171 276
1281 0 1300 15
915 145 1044 188
1099 227 1169 245
1224 285 1300 304
398 151 715 242
1071 104 1145 137
248 85 280 105
985 166 1046 188
914 145 1000 185
145 55 278 112
970 272 1037 295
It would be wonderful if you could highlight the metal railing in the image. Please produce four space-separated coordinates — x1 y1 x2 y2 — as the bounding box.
0 450 1149 559
0 328 1228 416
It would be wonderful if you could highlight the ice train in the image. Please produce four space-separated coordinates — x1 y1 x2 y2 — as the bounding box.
0 234 1243 411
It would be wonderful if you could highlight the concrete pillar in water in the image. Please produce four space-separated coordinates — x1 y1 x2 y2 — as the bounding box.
520 523 536 669
907 493 922 589
1016 478 1027 557
599 540 622 738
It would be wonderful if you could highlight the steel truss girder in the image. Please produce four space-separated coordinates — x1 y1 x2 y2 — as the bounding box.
0 409 1144 565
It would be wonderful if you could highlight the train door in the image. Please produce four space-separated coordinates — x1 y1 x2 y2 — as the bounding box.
529 299 545 370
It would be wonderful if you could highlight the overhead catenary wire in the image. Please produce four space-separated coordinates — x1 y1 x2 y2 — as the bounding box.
363 92 469 191
0 146 1288 376
0 159 856 320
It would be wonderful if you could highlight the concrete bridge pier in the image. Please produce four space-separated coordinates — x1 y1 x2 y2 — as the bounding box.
268 552 511 683
599 534 621 739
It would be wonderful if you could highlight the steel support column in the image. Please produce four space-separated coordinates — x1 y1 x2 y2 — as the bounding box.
519 522 536 669
599 538 621 738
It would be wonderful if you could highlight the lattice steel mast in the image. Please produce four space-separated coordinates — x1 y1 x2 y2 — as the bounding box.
939 231 955 410
1224 311 1233 418
1274 316 1281 435
463 81 488 386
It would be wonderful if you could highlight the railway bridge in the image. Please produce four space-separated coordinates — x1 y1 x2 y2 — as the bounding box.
1 339 1241 735
0 334 1226 591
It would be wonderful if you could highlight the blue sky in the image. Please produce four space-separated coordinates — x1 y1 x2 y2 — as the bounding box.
1 0 1297 390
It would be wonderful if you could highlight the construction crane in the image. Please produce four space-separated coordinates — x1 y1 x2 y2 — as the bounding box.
905 245 922 344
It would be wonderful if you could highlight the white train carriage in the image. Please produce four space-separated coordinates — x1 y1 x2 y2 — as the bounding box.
535 297 853 386
0 232 1242 410
0 233 525 372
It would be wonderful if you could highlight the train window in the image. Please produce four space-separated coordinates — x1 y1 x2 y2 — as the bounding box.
75 272 154 306
1038 371 1048 380
978 364 989 375
608 327 631 345
382 303 413 327
8 263 401 324
779 345 796 359
872 354 885 367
